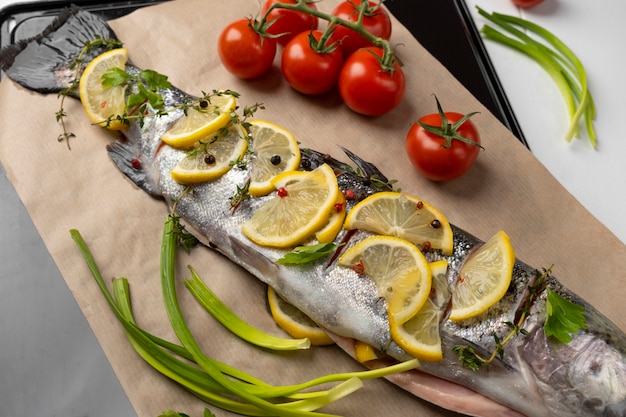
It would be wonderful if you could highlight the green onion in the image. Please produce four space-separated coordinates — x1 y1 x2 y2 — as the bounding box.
184 266 311 351
477 7 597 148
70 217 420 417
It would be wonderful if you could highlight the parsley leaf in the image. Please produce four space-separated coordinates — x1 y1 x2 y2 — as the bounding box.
276 243 341 265
101 67 131 88
544 288 586 343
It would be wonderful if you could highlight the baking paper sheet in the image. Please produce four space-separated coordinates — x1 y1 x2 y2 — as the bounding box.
0 0 624 415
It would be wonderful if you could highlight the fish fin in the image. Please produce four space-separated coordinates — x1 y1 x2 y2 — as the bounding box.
299 148 346 172
0 6 118 95
228 235 280 285
339 146 392 190
106 139 162 197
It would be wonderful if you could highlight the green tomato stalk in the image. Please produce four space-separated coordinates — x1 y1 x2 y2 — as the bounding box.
477 7 597 148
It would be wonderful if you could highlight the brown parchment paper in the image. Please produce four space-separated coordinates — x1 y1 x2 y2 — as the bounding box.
0 0 624 416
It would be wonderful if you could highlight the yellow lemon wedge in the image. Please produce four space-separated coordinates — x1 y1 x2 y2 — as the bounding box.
242 164 340 248
449 230 515 321
170 122 248 184
338 235 432 325
78 48 129 130
343 192 454 256
354 341 380 363
161 92 236 149
247 120 301 197
315 192 347 243
267 286 334 346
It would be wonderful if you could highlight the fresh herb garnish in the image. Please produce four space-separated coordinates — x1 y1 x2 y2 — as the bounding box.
544 288 586 343
56 36 123 149
229 179 251 213
276 243 343 265
455 266 586 371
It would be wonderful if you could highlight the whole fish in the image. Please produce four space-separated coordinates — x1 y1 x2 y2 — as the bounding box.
1 7 625 417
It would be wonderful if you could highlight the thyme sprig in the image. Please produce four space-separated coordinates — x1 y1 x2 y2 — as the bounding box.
229 179 251 214
56 36 123 149
453 266 553 371
55 36 242 146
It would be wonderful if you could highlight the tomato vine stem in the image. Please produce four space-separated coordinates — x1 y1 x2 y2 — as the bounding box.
257 0 399 70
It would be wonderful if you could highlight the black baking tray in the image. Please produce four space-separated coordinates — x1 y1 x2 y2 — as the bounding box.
0 0 527 147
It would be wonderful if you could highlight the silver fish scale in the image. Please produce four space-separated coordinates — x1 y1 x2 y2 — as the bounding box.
155 138 626 416
156 146 397 351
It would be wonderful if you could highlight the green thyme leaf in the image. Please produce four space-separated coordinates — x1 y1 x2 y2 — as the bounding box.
544 288 586 343
276 243 341 265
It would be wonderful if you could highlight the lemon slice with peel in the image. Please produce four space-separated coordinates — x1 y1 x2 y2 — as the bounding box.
242 164 340 248
78 48 128 130
449 230 515 321
390 297 443 361
161 92 236 149
267 286 334 346
389 259 448 361
247 120 301 197
338 235 432 325
315 192 347 243
170 122 248 184
344 192 454 256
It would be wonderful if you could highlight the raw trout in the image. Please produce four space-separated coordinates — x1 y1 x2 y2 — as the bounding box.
1 7 624 417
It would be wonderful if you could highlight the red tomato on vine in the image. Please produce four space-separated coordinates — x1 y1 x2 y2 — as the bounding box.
281 31 344 95
261 0 319 46
338 47 405 116
405 97 483 182
330 0 392 57
218 18 277 79
511 0 545 8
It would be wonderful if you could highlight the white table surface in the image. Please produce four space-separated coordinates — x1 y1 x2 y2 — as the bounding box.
1 1 624 416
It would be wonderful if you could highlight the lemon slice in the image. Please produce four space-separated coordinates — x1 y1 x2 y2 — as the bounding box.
315 192 347 243
390 297 443 361
267 286 334 346
449 230 515 321
354 341 380 363
429 259 451 309
78 48 128 130
161 93 236 149
344 192 454 256
170 122 248 184
242 164 340 248
247 120 301 197
338 235 432 325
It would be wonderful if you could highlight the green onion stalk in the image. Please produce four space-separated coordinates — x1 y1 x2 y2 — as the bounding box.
70 216 419 417
477 7 596 148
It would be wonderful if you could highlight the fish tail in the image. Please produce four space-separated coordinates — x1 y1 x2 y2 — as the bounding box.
0 6 118 95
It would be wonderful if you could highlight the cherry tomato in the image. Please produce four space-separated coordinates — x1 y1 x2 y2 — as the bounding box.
511 0 545 8
218 18 277 79
281 31 344 95
405 98 482 182
338 47 405 116
261 0 319 46
330 0 392 58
